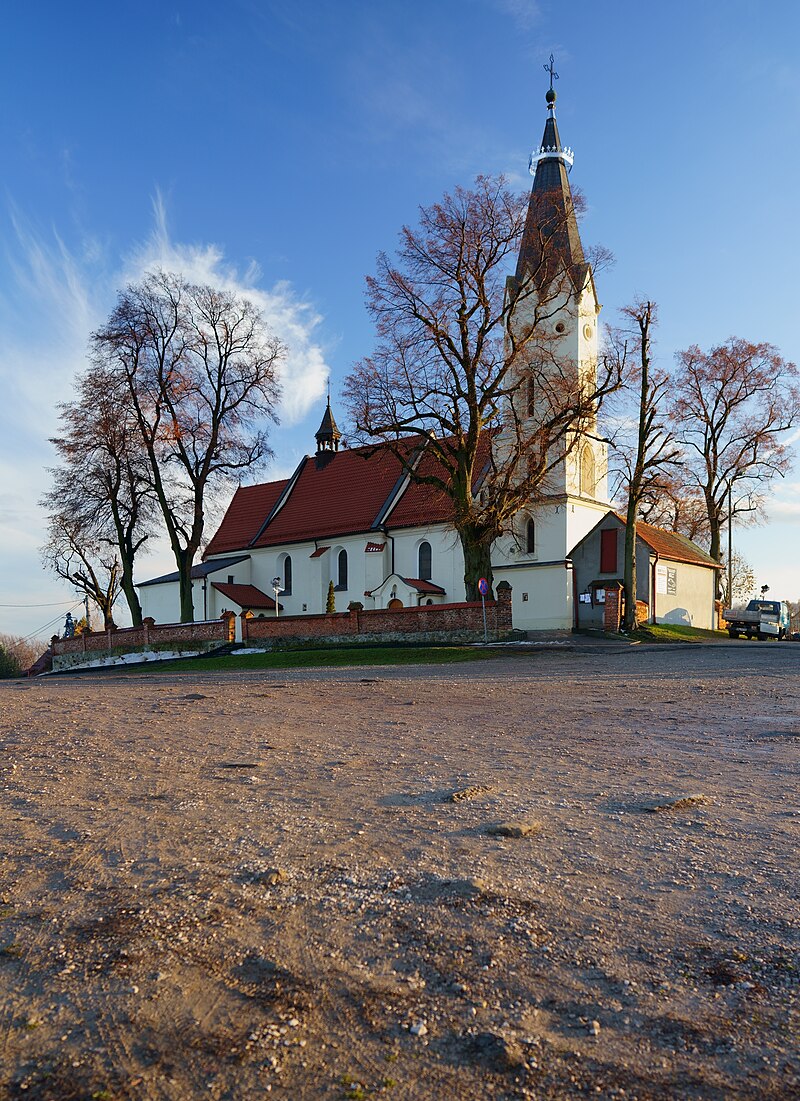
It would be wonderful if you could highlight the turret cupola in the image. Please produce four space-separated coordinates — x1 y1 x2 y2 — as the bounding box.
314 392 341 467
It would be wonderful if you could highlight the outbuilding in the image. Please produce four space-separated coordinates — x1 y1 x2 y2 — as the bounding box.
569 513 721 630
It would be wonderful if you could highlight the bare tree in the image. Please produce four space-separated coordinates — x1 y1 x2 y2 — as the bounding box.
0 634 43 675
608 301 681 630
718 549 756 608
672 338 800 590
635 473 711 545
92 272 284 621
43 365 156 626
343 176 620 599
41 512 121 629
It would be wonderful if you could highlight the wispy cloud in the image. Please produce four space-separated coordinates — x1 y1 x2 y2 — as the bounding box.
0 193 331 636
123 192 330 425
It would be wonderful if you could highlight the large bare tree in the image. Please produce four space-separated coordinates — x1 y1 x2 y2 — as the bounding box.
343 176 620 599
43 365 156 626
608 301 681 630
672 338 800 589
92 272 284 621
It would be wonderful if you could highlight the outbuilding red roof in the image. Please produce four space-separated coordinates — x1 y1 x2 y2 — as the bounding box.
402 578 447 594
210 582 281 610
634 521 722 569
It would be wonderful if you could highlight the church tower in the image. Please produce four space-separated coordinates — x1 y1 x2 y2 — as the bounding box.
508 61 609 553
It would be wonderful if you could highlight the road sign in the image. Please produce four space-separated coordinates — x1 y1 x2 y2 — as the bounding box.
477 577 489 596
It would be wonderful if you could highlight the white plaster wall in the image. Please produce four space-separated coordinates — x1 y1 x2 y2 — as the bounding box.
493 562 573 631
654 561 716 630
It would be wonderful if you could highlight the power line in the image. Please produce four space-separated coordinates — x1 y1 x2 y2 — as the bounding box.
18 602 83 644
0 600 77 608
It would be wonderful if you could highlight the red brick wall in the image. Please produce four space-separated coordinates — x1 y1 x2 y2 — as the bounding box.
52 617 228 656
243 599 513 644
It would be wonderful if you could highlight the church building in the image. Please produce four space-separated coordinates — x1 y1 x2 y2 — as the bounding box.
138 81 692 632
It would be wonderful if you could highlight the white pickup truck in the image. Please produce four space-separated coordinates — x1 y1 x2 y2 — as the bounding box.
723 599 791 640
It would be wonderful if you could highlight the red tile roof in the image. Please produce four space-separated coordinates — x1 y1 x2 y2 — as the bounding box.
204 435 494 557
387 435 493 529
402 578 447 594
634 521 722 569
210 582 281 610
250 442 423 548
204 481 288 557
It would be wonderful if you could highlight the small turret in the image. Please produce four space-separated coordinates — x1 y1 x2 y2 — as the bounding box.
314 392 341 468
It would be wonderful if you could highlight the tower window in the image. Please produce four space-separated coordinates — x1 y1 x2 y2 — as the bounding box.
283 555 292 595
336 549 348 591
418 541 432 581
526 518 536 555
526 378 536 417
555 322 566 334
580 444 595 497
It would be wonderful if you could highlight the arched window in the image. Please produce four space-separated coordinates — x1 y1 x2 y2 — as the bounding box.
526 378 536 417
580 444 595 498
418 541 432 581
526 518 536 555
282 555 292 595
336 548 348 590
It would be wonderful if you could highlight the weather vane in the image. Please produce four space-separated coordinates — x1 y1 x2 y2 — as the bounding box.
544 54 559 92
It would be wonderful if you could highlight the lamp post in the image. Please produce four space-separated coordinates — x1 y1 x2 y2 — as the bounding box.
271 577 283 618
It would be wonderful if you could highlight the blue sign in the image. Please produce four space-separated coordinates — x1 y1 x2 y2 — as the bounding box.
477 577 489 596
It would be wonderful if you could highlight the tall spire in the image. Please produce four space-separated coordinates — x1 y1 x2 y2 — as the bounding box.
515 60 587 288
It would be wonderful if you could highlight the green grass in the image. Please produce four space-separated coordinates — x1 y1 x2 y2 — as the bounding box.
628 623 728 644
106 644 499 674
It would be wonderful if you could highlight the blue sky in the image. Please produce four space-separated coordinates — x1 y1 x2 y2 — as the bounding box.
2 0 799 639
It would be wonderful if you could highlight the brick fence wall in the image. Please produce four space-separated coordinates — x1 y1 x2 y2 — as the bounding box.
242 594 513 646
49 590 513 666
51 616 231 657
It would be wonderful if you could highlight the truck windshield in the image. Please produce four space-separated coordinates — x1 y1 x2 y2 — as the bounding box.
750 602 780 613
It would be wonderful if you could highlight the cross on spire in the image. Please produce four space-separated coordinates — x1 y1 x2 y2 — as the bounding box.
544 53 559 91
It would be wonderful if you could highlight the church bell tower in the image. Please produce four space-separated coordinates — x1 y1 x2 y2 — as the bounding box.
509 58 609 518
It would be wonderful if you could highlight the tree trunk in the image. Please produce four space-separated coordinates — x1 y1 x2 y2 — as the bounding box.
177 547 196 623
460 527 494 602
623 499 638 632
707 499 722 600
119 560 143 627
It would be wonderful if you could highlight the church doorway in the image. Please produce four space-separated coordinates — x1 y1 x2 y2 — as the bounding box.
388 598 403 610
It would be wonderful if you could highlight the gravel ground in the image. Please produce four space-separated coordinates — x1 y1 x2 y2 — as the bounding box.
0 643 798 1100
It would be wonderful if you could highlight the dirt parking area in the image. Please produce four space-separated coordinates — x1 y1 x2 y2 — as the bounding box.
0 644 798 1100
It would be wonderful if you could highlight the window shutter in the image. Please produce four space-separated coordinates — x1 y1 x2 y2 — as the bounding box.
600 529 617 573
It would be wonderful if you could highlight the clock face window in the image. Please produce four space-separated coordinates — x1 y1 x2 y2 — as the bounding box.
583 324 593 339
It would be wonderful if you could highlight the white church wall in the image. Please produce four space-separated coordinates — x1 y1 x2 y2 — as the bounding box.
493 563 573 631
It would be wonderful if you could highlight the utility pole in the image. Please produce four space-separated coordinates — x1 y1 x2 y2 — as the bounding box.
727 482 733 608
84 593 91 632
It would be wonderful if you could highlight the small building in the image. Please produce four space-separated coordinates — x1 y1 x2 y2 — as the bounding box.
569 513 721 630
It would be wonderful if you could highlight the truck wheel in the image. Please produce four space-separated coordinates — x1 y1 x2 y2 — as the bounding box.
728 628 739 639
757 632 766 641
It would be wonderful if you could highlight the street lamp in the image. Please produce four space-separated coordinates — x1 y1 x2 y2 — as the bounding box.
271 577 283 618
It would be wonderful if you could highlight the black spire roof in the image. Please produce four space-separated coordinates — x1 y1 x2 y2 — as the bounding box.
514 87 588 291
314 395 341 461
